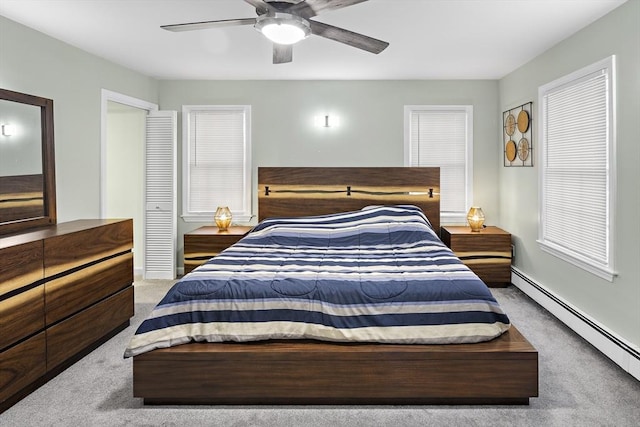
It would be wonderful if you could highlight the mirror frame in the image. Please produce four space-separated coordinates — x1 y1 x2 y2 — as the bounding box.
0 88 56 235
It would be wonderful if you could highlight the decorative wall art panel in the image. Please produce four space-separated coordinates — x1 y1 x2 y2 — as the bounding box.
503 102 533 167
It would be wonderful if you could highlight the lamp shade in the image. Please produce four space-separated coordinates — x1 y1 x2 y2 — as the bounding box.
214 206 232 231
466 207 485 232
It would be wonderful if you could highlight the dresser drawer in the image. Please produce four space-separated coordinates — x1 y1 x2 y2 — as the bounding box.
0 286 44 351
445 233 512 254
46 286 134 370
0 332 46 404
185 230 249 255
0 241 43 296
45 252 133 325
461 260 512 284
44 219 133 277
184 226 251 274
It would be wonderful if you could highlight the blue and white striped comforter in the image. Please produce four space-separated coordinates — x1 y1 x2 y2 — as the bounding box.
125 205 510 357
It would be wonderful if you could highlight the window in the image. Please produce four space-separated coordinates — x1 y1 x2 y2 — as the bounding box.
404 105 473 223
538 56 616 281
182 105 251 222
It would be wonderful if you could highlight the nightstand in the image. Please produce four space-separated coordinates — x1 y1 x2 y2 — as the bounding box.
183 225 252 274
440 225 512 287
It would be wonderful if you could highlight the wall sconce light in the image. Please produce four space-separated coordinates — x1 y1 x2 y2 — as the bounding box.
214 206 232 231
2 124 15 136
314 115 339 128
466 206 485 232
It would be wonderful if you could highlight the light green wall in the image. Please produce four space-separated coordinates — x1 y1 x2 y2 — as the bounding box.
1 13 500 275
159 80 500 260
4 3 636 352
0 15 158 223
498 0 640 347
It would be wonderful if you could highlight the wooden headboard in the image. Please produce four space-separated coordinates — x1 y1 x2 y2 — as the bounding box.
258 167 440 232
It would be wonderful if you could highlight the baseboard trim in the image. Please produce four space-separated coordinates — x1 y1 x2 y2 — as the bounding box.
511 267 640 381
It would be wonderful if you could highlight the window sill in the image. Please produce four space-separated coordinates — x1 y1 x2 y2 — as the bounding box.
182 213 253 224
440 212 467 226
537 240 616 282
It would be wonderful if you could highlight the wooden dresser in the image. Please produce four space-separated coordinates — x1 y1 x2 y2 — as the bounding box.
0 219 134 413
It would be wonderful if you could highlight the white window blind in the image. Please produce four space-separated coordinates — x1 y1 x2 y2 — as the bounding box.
182 105 251 222
538 56 615 281
404 105 472 221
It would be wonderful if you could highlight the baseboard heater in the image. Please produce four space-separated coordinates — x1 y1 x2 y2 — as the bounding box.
511 267 640 381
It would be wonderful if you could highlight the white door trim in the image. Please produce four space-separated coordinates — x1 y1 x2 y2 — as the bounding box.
100 89 158 218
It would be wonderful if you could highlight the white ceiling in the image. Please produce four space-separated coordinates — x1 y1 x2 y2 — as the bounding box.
0 0 628 80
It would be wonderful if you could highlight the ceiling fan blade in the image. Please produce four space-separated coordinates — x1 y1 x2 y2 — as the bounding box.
273 44 293 64
243 0 278 15
289 0 370 18
309 20 389 54
161 18 256 32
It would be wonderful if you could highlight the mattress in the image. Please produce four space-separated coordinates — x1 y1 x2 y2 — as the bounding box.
125 205 510 357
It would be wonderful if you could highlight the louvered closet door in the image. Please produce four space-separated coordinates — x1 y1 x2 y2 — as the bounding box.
144 111 177 279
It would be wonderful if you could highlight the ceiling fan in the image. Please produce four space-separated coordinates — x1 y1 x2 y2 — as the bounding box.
161 0 389 64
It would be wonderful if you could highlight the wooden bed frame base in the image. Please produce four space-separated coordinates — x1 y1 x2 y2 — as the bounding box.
133 326 537 405
132 167 538 405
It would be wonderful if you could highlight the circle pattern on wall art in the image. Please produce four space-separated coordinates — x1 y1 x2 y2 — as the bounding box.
518 138 530 161
505 114 516 136
517 110 530 133
505 140 517 162
503 101 533 166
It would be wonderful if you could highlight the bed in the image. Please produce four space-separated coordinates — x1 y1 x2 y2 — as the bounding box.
129 167 538 405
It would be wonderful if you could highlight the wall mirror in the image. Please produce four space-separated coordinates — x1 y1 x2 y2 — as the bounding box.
0 88 56 235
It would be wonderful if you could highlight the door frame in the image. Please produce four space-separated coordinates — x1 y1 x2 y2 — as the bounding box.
100 89 158 217
100 89 159 277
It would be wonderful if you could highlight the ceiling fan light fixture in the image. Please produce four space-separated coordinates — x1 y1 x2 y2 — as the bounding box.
255 13 310 45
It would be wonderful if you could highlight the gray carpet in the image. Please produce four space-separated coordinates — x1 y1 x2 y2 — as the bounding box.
2 280 639 426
